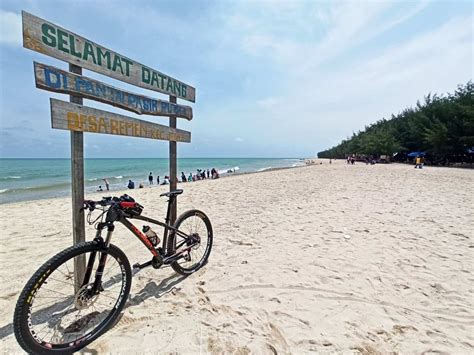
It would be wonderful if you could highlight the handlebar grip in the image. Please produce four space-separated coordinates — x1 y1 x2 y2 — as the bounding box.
83 200 97 210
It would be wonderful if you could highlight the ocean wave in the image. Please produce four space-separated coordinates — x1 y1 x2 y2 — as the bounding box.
1 182 71 194
257 167 272 172
88 176 124 182
292 162 305 167
0 189 8 194
218 166 240 174
0 176 22 181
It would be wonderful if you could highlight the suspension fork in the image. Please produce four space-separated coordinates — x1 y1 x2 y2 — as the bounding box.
81 223 114 292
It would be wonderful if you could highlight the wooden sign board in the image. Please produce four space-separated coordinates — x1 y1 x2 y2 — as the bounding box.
50 99 191 142
23 11 196 102
35 62 193 120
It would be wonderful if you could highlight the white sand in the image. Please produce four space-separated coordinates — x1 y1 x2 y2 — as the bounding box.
0 161 473 354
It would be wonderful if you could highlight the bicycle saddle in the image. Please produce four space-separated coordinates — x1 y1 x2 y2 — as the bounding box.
160 189 183 198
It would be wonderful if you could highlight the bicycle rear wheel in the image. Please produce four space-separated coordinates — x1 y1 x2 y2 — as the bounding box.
13 241 131 354
168 209 213 275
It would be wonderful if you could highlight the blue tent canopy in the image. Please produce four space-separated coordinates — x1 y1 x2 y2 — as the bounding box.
407 151 425 157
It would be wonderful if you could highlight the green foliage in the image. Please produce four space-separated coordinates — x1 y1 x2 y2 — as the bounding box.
318 81 474 160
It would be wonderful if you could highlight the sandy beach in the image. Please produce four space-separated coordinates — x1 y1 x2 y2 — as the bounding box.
0 161 473 354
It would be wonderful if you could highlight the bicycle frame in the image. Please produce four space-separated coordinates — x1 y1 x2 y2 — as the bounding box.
82 196 195 291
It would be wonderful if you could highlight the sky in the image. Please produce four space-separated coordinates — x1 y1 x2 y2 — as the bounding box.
0 0 472 158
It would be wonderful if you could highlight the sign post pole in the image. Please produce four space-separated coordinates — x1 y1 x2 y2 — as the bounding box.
169 95 177 224
69 64 86 293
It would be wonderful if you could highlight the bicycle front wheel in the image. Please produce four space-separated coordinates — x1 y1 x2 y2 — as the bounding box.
168 209 213 276
13 242 132 354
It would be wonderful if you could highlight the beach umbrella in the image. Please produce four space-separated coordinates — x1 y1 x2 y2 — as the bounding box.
407 151 425 157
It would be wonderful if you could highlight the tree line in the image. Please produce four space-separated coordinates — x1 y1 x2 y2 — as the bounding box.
318 81 474 164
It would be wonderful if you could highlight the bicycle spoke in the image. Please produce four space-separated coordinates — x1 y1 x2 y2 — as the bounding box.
40 288 70 297
48 276 75 287
55 264 74 281
102 263 120 278
32 298 69 310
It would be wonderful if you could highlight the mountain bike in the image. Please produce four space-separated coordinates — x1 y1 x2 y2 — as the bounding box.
13 189 213 354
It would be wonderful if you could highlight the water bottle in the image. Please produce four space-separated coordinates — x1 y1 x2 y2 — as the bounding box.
142 225 159 247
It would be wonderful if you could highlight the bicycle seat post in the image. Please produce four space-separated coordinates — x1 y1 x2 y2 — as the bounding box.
164 195 176 225
162 194 177 257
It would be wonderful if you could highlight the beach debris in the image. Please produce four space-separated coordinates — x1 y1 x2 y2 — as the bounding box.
344 234 351 240
229 239 253 246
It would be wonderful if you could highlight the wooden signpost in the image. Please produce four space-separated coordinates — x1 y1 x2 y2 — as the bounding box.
35 62 193 120
22 11 196 102
22 11 194 291
50 99 191 142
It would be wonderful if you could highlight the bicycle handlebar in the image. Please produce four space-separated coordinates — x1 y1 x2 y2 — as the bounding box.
83 195 135 211
83 199 108 211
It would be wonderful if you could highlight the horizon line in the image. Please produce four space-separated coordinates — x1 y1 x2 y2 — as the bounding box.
0 156 307 160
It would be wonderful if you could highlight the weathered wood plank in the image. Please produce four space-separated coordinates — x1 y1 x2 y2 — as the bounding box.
68 64 86 292
23 11 196 102
35 62 193 120
50 99 191 143
169 95 177 224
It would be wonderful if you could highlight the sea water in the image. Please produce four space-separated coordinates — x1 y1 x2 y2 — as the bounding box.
0 158 305 204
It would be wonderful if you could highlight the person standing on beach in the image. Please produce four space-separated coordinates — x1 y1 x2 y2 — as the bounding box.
102 178 110 191
148 172 153 185
157 175 160 185
207 169 210 179
181 172 187 183
414 156 424 169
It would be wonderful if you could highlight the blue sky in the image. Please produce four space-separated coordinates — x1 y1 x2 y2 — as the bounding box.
0 0 472 158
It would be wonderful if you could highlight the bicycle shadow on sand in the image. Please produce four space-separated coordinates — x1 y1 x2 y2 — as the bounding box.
81 272 188 354
127 271 188 307
0 271 187 347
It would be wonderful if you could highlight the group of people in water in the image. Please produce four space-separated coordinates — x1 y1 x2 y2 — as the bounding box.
125 168 220 190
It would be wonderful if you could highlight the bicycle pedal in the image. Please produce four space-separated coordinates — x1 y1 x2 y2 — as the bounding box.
133 260 153 269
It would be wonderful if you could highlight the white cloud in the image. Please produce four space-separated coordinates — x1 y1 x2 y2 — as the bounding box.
212 1 472 151
0 10 22 46
235 1 432 73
